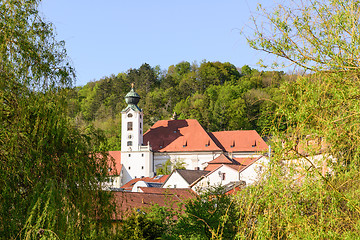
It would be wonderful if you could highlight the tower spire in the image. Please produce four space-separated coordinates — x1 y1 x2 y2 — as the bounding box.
123 84 141 112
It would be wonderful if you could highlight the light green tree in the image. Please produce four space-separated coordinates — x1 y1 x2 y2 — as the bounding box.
0 0 113 238
235 0 360 238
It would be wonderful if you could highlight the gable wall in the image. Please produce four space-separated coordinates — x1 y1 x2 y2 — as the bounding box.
191 165 240 193
239 156 268 185
162 171 189 188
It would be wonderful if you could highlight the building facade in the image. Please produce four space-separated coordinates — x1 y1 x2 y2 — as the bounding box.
115 86 269 186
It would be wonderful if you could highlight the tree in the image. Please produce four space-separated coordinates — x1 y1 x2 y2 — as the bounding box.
247 0 360 72
247 0 360 165
0 0 113 238
238 1 360 237
174 186 240 239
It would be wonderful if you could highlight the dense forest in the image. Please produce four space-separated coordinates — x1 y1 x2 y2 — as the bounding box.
67 61 290 150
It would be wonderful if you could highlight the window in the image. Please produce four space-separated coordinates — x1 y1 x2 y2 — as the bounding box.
141 153 144 157
221 173 226 180
128 166 131 170
140 122 142 128
127 141 132 146
128 154 131 157
128 122 132 131
141 166 144 169
127 113 133 118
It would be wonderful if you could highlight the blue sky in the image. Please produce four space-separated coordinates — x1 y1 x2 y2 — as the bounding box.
40 1 272 86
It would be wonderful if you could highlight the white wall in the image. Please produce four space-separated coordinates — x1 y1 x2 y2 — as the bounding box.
131 180 148 192
154 151 223 171
121 147 153 185
191 165 240 193
239 156 268 185
101 175 122 190
121 108 143 151
162 171 189 188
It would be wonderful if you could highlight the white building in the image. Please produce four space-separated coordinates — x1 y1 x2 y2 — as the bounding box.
108 86 269 187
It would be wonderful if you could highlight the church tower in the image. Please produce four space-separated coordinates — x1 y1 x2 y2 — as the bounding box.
121 85 153 185
121 84 143 151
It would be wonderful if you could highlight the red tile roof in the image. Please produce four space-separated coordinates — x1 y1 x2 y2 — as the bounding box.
121 175 169 191
209 130 268 152
143 119 222 152
139 187 196 198
207 153 238 164
143 119 268 153
204 154 238 171
228 157 259 172
107 151 121 175
204 157 258 172
113 191 196 220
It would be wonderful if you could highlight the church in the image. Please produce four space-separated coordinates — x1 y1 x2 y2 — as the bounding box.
106 86 269 189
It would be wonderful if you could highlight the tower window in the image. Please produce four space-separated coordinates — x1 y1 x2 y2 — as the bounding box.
127 141 132 146
127 122 133 130
140 122 142 128
141 166 144 170
127 113 133 118
128 166 131 170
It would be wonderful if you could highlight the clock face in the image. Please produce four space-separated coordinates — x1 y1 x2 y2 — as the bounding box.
128 134 133 139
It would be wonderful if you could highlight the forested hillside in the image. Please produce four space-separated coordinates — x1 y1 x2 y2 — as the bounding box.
67 61 289 150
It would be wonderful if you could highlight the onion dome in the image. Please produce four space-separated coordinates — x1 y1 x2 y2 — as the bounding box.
123 84 142 112
125 87 140 105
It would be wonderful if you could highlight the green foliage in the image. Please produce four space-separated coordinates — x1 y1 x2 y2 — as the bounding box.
156 159 172 175
156 159 186 175
173 186 240 240
68 61 285 151
238 0 360 238
116 210 164 240
0 0 113 238
247 0 360 72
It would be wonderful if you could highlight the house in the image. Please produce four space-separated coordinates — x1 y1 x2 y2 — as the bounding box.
106 85 269 189
120 175 169 192
162 169 210 188
190 155 268 193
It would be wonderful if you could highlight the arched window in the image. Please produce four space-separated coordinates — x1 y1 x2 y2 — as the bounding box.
127 113 133 118
127 122 133 130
